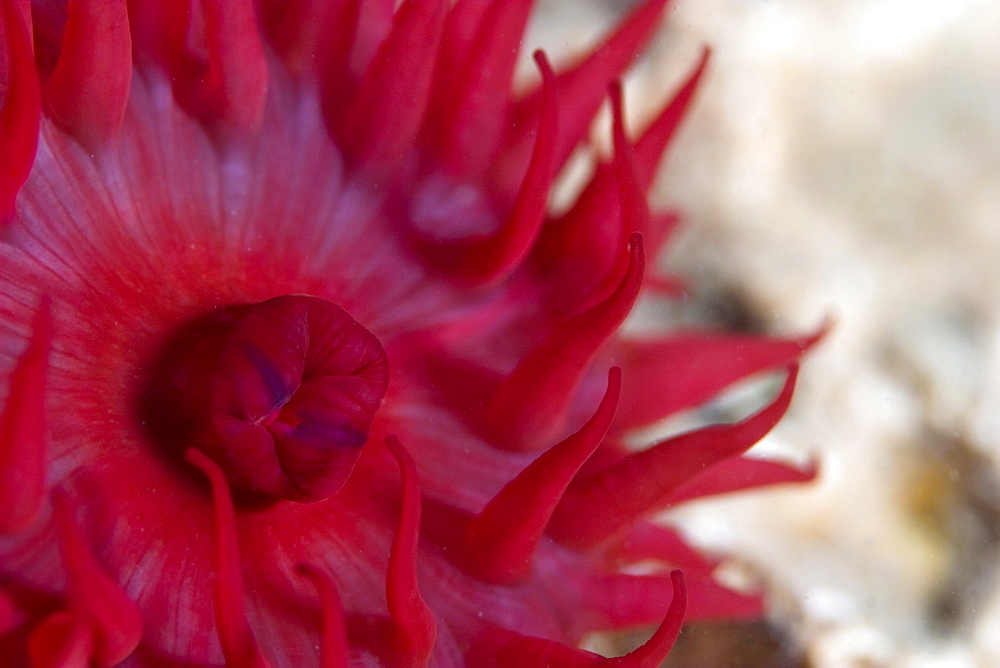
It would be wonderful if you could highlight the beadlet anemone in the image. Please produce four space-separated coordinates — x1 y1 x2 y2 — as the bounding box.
0 0 820 665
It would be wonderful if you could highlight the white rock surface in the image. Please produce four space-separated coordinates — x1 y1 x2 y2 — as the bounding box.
531 1 1000 665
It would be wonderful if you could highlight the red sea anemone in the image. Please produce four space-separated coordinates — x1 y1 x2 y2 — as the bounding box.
0 0 820 665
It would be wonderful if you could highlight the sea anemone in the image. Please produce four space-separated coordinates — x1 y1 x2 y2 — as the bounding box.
0 0 819 665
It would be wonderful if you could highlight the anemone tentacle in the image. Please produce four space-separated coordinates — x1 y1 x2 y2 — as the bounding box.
43 0 132 153
0 0 41 225
0 298 50 535
460 367 621 584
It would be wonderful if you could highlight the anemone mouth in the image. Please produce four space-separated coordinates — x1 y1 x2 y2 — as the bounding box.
139 294 388 504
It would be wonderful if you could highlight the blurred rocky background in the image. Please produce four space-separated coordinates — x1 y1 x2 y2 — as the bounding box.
530 1 1000 665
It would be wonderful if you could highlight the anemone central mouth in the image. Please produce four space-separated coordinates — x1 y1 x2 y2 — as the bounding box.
140 295 388 503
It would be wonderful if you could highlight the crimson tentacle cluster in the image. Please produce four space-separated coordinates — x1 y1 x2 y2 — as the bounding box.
0 0 819 665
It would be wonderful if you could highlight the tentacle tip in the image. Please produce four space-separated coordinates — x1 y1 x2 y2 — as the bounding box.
35 294 53 313
384 434 408 465
50 487 71 516
31 297 54 350
804 315 835 349
607 365 623 389
183 447 229 489
696 45 712 68
609 79 625 101
798 456 821 480
183 447 207 469
532 49 554 76
628 233 646 272
608 80 626 125
769 364 801 414
667 568 687 621
784 361 800 383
